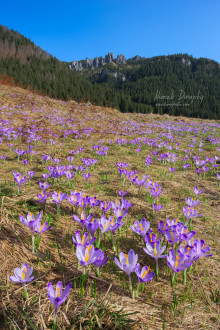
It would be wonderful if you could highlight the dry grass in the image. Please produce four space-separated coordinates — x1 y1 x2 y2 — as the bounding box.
0 84 219 329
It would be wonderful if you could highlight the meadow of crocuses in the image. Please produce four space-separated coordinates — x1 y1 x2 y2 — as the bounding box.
0 84 219 329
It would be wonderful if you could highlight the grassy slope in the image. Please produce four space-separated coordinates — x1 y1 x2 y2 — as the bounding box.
0 84 219 329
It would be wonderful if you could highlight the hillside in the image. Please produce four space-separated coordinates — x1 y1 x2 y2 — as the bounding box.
0 84 219 328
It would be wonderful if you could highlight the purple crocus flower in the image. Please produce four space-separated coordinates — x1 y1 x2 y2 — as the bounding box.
89 196 100 208
118 190 127 198
22 159 28 167
10 263 34 284
19 211 42 233
183 206 203 223
82 172 91 182
37 190 51 202
47 281 72 325
135 265 155 283
72 230 96 247
100 201 112 213
98 215 123 247
67 191 81 206
167 249 192 272
114 249 139 276
52 158 61 164
130 218 151 237
85 218 99 237
193 187 203 196
27 170 36 180
34 220 52 234
64 170 74 183
42 155 51 163
76 244 104 272
144 232 157 244
143 238 166 260
19 211 42 253
152 203 164 212
52 191 67 215
39 181 51 190
92 249 108 269
185 197 201 207
66 156 74 163
10 263 34 299
150 186 163 200
186 239 213 261
165 226 180 245
143 238 166 279
73 211 93 230
13 172 29 192
158 220 169 235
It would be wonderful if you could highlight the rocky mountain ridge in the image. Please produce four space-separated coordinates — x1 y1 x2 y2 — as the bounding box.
69 53 144 71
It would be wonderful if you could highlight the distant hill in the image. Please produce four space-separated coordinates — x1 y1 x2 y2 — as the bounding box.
69 53 220 119
0 24 220 119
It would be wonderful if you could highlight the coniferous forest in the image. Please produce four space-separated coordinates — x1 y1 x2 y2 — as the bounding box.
0 24 220 119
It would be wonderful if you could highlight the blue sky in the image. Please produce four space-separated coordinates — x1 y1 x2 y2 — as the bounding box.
1 0 220 62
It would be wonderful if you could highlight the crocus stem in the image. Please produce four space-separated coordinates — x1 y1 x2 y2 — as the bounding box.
98 233 103 248
23 283 28 299
171 271 176 287
83 267 86 275
136 282 140 297
183 269 187 284
32 233 35 254
53 307 58 329
156 259 159 281
128 275 134 299
112 234 116 252
57 204 60 218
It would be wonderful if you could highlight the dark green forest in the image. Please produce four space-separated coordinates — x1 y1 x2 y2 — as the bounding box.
0 24 220 119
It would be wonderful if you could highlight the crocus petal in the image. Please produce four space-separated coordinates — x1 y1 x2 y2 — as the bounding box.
10 276 20 283
59 282 72 305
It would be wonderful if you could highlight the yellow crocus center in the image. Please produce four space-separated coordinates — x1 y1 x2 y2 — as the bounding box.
85 245 93 262
171 232 174 241
81 234 85 245
139 223 144 231
154 242 157 256
57 287 60 297
81 212 85 220
125 254 129 265
40 223 46 231
142 269 148 278
175 255 180 267
57 191 61 201
22 267 27 279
